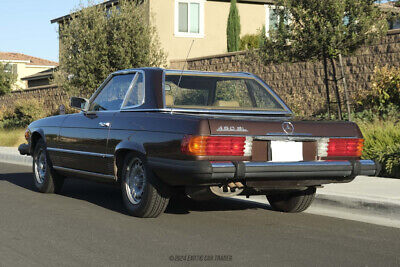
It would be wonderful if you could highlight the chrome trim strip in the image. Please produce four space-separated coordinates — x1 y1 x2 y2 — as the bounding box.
254 136 359 141
47 147 114 158
266 132 313 136
121 72 139 109
85 70 146 113
210 161 353 169
243 161 352 168
166 108 291 115
211 162 235 168
120 70 146 110
53 166 115 180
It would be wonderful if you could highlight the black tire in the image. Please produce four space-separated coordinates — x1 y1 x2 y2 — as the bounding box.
267 187 316 213
121 153 170 218
32 139 64 194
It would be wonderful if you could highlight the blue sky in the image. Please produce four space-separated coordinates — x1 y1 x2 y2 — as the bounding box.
0 0 101 63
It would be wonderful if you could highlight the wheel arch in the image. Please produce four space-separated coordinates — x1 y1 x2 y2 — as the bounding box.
30 129 46 154
114 141 146 182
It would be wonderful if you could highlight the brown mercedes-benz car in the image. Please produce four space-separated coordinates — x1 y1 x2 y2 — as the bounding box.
19 68 378 218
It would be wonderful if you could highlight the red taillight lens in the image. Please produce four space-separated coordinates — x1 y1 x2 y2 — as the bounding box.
181 135 252 156
327 138 364 157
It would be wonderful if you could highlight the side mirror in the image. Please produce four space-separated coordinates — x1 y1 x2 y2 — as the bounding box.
70 97 89 111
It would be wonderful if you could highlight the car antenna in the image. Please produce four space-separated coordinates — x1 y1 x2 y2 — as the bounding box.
178 39 195 88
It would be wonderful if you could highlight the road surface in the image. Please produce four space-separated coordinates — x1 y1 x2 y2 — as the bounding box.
0 162 399 266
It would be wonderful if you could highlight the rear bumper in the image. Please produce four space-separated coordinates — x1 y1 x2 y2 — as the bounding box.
149 158 379 188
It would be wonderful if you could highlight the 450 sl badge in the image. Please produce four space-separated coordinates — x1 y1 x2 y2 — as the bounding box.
216 126 249 132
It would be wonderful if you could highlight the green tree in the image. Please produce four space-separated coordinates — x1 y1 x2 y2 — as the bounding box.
227 0 241 52
0 64 17 96
259 0 387 119
55 0 166 97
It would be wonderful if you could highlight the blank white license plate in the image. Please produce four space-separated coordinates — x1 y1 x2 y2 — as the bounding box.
270 141 303 162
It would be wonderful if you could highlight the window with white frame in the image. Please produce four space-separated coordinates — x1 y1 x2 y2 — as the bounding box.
265 5 289 37
175 0 204 37
265 5 279 36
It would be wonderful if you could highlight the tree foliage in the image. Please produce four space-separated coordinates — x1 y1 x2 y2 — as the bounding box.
227 0 241 52
260 0 388 63
0 64 17 96
55 0 166 97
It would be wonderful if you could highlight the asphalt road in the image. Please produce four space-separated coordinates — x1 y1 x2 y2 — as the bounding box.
0 162 399 267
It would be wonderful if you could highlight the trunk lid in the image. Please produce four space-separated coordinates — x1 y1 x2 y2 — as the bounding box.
208 118 362 138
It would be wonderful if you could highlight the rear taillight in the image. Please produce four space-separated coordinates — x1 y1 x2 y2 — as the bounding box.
181 135 253 156
318 138 364 157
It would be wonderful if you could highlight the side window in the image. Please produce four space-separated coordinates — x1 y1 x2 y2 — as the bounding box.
123 73 145 108
90 74 135 111
246 79 283 110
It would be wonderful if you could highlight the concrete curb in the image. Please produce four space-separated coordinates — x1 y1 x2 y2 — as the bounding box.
0 147 32 167
314 193 400 218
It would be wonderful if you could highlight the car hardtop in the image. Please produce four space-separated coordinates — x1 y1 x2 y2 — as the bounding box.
107 68 292 116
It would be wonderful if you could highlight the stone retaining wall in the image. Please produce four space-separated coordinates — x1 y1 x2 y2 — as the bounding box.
170 30 400 116
0 86 67 114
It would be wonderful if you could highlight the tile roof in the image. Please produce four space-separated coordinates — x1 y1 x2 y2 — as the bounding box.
0 52 58 66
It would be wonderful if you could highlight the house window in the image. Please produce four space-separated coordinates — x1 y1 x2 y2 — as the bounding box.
265 5 288 37
175 0 204 38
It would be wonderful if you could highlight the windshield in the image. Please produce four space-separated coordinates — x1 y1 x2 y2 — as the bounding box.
164 74 287 112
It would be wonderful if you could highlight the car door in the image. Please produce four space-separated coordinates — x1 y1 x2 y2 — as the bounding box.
54 73 136 175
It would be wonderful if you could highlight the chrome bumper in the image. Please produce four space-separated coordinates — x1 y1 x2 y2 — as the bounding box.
211 160 379 180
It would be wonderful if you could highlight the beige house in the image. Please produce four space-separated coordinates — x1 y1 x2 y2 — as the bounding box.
0 52 58 90
51 0 276 64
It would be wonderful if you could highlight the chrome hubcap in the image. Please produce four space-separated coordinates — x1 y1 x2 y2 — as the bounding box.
34 149 47 184
125 159 146 205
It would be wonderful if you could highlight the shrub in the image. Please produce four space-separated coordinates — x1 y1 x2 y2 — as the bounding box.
357 66 400 114
359 120 400 178
55 0 166 97
0 99 48 129
240 34 261 50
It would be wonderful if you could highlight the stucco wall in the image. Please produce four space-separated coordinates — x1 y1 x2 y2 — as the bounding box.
150 0 266 63
170 31 400 117
11 63 54 90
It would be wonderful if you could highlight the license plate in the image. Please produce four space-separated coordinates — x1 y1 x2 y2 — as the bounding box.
270 141 303 162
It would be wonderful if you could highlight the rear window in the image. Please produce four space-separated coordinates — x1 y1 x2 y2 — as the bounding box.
164 74 286 112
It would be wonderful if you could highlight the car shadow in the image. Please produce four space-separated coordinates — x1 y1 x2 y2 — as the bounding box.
1 172 271 216
165 195 271 215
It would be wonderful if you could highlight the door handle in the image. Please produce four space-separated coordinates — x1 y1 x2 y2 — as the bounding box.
99 122 111 128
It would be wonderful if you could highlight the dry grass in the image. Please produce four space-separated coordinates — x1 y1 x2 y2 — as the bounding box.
0 128 26 147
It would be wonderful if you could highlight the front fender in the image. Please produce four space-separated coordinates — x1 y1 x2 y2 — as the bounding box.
29 128 46 154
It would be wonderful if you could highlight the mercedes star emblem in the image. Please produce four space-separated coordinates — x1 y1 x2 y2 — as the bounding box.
282 122 294 135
